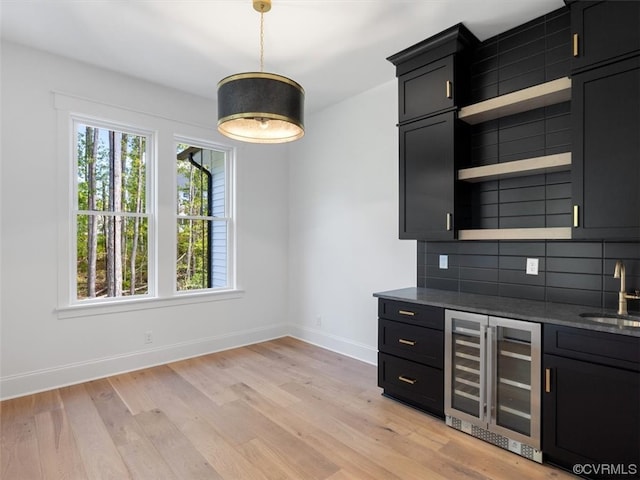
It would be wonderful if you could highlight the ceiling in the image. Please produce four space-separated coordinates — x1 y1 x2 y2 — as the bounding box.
0 0 565 114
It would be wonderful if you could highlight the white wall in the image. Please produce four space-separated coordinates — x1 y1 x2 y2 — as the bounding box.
0 42 290 399
287 81 416 363
0 41 415 399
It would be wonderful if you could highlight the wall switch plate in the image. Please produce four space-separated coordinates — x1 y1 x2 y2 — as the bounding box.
439 255 448 269
526 258 539 275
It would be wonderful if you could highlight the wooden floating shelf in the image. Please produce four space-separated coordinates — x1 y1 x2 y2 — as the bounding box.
458 77 572 124
458 227 572 241
457 153 572 182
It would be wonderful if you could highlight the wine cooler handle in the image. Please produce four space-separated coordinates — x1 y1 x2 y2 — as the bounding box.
479 323 487 423
486 324 495 425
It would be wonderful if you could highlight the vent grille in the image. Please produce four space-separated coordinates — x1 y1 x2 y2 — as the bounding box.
446 415 542 463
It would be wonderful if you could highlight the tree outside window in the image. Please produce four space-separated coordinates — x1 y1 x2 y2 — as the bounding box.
75 122 150 300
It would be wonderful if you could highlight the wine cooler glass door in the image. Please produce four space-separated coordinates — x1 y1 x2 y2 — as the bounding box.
445 310 487 424
488 316 541 449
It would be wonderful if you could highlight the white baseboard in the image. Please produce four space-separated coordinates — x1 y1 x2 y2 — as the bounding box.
0 324 288 400
288 325 378 366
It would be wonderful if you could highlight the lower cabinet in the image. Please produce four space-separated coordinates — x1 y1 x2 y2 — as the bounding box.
377 299 444 418
543 325 640 479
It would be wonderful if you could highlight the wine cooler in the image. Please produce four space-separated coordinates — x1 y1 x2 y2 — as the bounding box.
444 310 542 462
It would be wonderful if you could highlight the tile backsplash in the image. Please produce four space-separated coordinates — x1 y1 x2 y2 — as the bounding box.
418 241 640 312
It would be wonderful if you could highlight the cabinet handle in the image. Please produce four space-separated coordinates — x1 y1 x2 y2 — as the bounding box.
573 33 579 57
398 375 417 385
545 368 551 393
573 205 579 228
398 338 416 346
446 213 452 231
446 80 452 99
398 310 415 316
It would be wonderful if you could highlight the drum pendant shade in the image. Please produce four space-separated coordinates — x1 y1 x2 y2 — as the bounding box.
216 0 305 144
217 72 305 144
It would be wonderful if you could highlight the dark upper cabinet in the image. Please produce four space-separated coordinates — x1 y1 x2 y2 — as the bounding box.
570 0 640 73
388 24 477 123
572 56 640 239
399 112 469 240
388 24 477 240
396 56 454 124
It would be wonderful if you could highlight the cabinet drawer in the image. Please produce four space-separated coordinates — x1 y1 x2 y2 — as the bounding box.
544 325 640 371
378 299 444 330
378 319 443 368
378 353 444 417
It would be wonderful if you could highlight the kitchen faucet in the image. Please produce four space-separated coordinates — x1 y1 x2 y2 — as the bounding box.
613 260 640 315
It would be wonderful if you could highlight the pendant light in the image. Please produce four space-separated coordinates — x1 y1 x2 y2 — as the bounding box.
217 0 305 144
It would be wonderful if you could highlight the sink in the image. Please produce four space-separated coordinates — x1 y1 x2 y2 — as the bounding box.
580 312 640 328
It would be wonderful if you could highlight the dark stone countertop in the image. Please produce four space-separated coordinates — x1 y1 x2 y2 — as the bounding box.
374 287 640 338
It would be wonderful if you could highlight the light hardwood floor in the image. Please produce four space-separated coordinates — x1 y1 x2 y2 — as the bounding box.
1 337 576 479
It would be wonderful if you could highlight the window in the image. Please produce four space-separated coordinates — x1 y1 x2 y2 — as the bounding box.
176 141 233 291
58 91 238 314
74 120 152 301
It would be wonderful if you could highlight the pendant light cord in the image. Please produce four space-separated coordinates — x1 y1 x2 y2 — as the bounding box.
259 10 265 72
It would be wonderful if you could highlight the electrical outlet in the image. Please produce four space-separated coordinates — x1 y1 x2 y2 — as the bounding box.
144 331 153 344
439 254 449 269
526 258 539 275
315 316 322 327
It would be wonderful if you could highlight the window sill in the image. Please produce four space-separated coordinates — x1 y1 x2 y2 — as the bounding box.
56 289 245 319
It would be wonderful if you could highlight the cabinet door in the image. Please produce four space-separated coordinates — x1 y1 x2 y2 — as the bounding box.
543 354 640 475
398 56 454 123
571 0 640 72
399 112 455 240
572 56 640 239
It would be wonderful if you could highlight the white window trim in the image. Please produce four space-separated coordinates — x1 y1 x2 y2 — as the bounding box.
54 92 241 319
55 289 244 319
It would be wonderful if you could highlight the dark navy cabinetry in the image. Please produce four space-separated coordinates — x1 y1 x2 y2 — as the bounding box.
543 325 640 477
571 56 640 239
569 0 640 73
398 112 466 240
377 299 445 418
569 0 640 239
388 24 477 241
389 2 640 242
396 56 455 124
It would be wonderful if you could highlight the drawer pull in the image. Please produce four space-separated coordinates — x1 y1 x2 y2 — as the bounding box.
545 368 551 393
398 375 417 385
573 33 579 57
446 80 452 99
398 310 415 317
573 205 579 228
398 338 416 346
